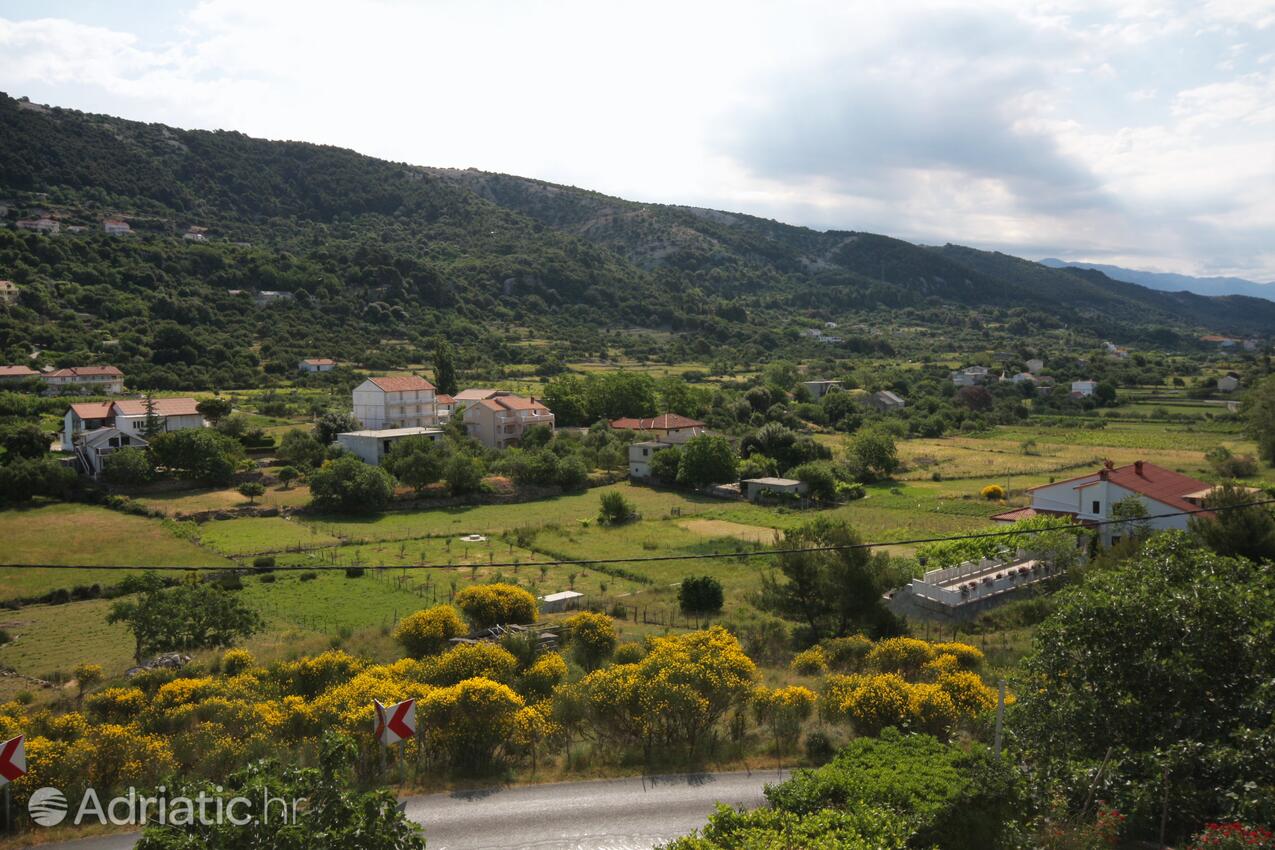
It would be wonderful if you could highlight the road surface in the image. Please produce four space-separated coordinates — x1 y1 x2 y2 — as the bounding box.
29 769 784 850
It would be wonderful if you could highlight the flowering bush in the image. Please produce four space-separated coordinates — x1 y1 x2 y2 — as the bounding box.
1188 822 1275 850
454 583 537 628
561 611 618 670
392 605 466 657
789 645 828 675
221 647 254 675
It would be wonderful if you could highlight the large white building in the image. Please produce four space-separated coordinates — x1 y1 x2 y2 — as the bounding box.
337 427 444 464
992 460 1216 546
353 375 438 430
63 398 205 451
462 394 554 450
43 365 125 394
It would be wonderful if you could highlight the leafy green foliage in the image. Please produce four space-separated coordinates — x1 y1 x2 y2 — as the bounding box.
149 429 244 485
679 575 725 614
676 434 738 488
309 455 394 513
107 573 262 662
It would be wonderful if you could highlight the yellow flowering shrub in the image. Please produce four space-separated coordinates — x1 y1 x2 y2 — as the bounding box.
936 670 997 716
932 642 984 670
613 641 646 664
843 673 913 736
520 651 568 700
423 642 518 686
754 685 817 752
221 647 255 675
561 611 618 669
922 653 962 680
153 676 220 710
85 687 148 722
272 649 366 698
393 605 466 657
866 637 936 677
83 723 176 791
454 583 537 628
908 683 959 736
822 635 874 671
419 677 525 768
789 645 829 675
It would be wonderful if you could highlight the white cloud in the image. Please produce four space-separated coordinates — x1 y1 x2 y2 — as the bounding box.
1 0 1274 279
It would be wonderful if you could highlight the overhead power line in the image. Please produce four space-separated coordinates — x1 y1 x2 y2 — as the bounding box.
4 496 1271 574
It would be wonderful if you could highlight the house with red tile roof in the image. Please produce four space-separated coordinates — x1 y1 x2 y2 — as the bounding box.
352 375 437 430
992 459 1218 545
298 357 336 373
43 365 125 393
0 364 39 383
463 394 554 449
62 398 205 454
609 413 706 444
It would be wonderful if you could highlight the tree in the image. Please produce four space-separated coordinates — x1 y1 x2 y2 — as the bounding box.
135 732 425 850
454 583 537 628
140 393 165 439
0 456 78 504
1190 482 1275 562
237 481 266 504
956 385 994 411
101 446 154 486
650 446 682 483
556 455 588 490
276 465 301 489
73 663 103 706
585 372 658 420
561 611 617 670
2 424 50 461
1094 381 1118 405
1110 494 1150 539
195 396 233 426
442 453 484 495
309 455 395 513
1013 533 1275 839
314 410 360 445
542 375 590 426
432 338 459 395
108 576 262 663
792 461 838 502
278 428 327 470
149 429 243 485
846 429 899 482
1243 374 1275 464
762 517 904 641
393 605 466 657
677 434 738 488
598 490 636 524
679 575 724 614
384 435 445 491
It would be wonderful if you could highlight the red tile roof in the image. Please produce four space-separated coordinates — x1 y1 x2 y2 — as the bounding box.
113 397 202 417
610 413 706 431
0 365 39 378
46 366 124 378
69 402 113 420
475 395 552 414
435 394 455 404
303 358 336 366
367 375 435 392
1030 461 1212 514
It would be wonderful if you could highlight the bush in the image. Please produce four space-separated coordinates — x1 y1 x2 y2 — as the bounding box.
393 605 465 657
221 648 254 675
454 583 537 628
613 641 646 664
442 454 484 495
344 567 365 578
980 483 1006 500
252 555 276 571
259 574 276 584
597 490 636 524
299 571 318 582
790 645 829 675
804 729 836 764
237 481 266 504
679 575 725 614
561 611 617 670
310 456 394 513
101 447 154 486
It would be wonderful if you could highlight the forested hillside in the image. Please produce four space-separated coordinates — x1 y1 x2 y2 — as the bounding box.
1 92 1271 390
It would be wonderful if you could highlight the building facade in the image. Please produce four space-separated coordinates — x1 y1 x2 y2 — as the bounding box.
463 395 554 449
43 366 125 394
353 376 438 430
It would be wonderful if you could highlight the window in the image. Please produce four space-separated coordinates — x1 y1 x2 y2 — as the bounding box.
1091 500 1101 514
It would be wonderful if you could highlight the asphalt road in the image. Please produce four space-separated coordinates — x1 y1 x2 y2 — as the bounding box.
28 769 784 850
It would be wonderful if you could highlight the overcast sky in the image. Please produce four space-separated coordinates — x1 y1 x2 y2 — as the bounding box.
2 0 1273 280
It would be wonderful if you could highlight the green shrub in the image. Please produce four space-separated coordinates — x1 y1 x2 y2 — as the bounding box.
299 571 318 582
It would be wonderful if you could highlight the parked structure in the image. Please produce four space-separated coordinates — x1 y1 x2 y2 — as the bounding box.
991 459 1215 546
609 413 706 444
742 477 807 502
43 365 125 394
866 390 906 411
353 375 438 430
463 394 555 449
800 380 842 400
298 358 336 373
538 590 584 614
337 427 443 464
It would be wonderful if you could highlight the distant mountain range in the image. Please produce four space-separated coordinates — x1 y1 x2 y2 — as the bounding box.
1039 258 1275 302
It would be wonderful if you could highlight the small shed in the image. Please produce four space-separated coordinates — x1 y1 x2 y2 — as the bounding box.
336 426 443 464
539 590 584 614
800 380 842 399
742 477 808 502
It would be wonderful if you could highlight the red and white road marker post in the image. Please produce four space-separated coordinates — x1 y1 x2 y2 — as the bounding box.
1 734 27 833
373 699 416 786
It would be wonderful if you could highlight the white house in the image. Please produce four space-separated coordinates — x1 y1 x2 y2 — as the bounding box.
1010 372 1036 385
435 394 456 422
0 365 39 383
1071 379 1098 397
75 428 149 478
299 358 336 373
102 219 132 236
62 401 114 451
463 394 555 450
111 398 205 437
992 460 1216 546
628 439 673 479
609 413 706 444
353 375 438 430
1217 373 1241 393
42 365 125 394
16 218 59 234
800 380 843 400
337 427 443 465
951 366 990 386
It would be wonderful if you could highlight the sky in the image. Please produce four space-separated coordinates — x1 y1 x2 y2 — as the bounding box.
2 0 1274 280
